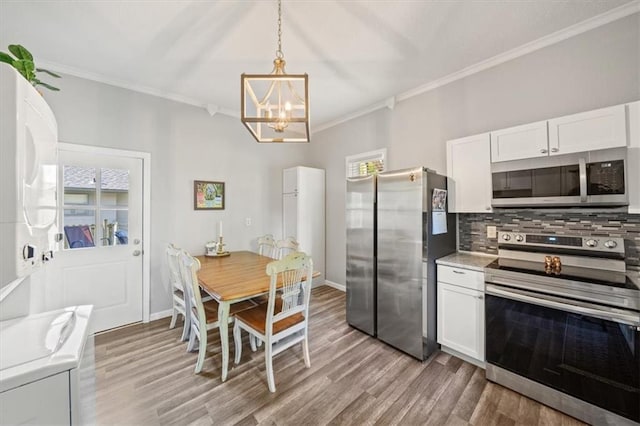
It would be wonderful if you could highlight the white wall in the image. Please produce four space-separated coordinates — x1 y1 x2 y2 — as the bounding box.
43 76 312 314
311 13 640 286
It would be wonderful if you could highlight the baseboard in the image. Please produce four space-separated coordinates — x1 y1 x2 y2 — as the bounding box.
149 308 173 322
323 280 346 292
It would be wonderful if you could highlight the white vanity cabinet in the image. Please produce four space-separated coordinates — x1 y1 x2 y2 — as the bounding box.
437 263 486 366
446 133 492 213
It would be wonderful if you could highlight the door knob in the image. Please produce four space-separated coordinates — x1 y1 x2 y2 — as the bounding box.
540 148 548 154
133 250 142 256
133 239 141 245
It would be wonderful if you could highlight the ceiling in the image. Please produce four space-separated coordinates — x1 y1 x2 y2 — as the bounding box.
0 0 636 130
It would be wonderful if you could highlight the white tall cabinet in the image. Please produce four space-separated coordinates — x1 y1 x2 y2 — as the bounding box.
283 167 325 283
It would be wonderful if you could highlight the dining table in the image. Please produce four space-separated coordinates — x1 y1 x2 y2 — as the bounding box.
196 250 319 381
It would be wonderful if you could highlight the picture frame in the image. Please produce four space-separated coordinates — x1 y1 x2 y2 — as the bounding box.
194 180 225 210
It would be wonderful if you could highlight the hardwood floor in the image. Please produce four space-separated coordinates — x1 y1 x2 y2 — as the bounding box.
95 286 585 426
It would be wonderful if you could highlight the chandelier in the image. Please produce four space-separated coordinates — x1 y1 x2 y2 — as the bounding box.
241 0 309 143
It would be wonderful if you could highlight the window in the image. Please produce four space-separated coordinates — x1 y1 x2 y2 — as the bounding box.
345 149 386 178
62 165 130 249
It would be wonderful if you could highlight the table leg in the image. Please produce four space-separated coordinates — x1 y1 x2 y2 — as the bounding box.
218 300 231 381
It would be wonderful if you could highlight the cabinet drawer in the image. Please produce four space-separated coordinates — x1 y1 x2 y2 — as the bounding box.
437 265 484 290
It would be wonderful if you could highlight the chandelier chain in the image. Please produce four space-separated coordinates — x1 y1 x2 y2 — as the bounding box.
276 0 283 59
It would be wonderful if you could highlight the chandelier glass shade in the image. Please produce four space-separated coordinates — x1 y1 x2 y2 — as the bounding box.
241 1 309 143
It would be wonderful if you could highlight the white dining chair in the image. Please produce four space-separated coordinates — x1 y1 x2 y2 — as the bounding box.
179 250 256 374
233 252 314 392
166 243 190 341
257 234 277 259
275 236 299 259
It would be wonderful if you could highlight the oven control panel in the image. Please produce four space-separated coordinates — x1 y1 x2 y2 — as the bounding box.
498 232 625 255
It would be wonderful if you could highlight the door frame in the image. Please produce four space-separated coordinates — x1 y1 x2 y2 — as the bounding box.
59 142 151 323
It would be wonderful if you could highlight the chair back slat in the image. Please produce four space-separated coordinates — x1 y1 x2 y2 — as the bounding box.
166 243 183 292
275 236 299 259
265 252 313 334
258 234 277 258
179 251 204 331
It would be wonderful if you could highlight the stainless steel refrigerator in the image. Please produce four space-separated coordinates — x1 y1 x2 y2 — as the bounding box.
346 174 376 336
377 167 456 360
346 167 456 360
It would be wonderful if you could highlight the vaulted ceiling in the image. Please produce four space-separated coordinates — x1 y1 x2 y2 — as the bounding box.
1 1 636 130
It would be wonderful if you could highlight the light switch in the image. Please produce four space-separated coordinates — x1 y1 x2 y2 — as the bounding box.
487 225 497 239
245 217 252 226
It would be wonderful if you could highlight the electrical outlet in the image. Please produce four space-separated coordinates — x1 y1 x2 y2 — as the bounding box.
245 217 252 226
487 225 497 239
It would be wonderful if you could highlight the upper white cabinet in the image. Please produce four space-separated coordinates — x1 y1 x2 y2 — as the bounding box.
628 101 640 214
490 121 548 162
446 133 492 213
548 104 626 155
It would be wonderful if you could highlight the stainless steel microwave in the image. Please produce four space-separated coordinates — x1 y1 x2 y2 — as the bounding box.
491 148 628 207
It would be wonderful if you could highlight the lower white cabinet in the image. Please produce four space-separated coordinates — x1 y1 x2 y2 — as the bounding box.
0 372 71 425
437 266 485 364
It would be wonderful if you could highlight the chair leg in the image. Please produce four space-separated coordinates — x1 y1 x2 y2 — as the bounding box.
302 331 311 368
233 322 242 365
169 309 178 329
256 339 263 348
180 314 190 341
187 328 197 352
265 341 276 393
195 330 207 374
249 334 257 352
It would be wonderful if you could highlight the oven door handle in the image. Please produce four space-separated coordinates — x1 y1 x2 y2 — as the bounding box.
486 284 640 327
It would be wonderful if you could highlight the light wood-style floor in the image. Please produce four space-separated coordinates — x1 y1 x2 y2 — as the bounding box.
95 286 585 426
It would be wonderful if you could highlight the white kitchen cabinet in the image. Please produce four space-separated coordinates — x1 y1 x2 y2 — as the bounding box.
490 121 548 162
282 166 325 283
437 265 485 364
0 372 71 425
628 101 640 214
446 133 492 213
548 105 626 156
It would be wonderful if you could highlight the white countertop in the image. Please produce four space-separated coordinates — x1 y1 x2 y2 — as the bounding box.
436 251 497 272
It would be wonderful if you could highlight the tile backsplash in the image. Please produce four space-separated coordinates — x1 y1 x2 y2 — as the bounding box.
458 211 640 268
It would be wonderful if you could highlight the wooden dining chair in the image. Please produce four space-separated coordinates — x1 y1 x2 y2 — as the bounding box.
257 234 277 259
166 243 190 341
233 252 314 392
275 236 299 259
179 250 256 374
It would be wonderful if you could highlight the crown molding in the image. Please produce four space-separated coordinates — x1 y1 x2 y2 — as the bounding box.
37 59 241 118
315 1 640 133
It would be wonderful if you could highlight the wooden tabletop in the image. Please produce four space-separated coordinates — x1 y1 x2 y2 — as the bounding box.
196 251 319 302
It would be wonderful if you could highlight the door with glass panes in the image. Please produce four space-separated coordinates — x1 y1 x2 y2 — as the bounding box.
47 148 143 333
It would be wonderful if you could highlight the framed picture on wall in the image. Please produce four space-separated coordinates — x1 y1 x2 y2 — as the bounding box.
194 180 225 210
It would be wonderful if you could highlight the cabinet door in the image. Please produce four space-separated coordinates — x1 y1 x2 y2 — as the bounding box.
283 167 298 194
0 372 71 425
548 104 626 155
628 102 640 214
437 282 484 362
446 133 492 213
490 121 548 162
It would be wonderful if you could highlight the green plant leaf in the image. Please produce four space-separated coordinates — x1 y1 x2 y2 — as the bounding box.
35 81 60 91
0 51 15 65
8 44 33 61
36 68 61 78
11 60 28 79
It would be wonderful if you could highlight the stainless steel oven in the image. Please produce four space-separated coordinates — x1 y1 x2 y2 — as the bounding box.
491 147 628 207
485 232 640 425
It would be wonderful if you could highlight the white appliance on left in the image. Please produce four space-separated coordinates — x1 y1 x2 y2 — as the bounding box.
0 65 96 424
0 63 59 291
0 305 95 425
